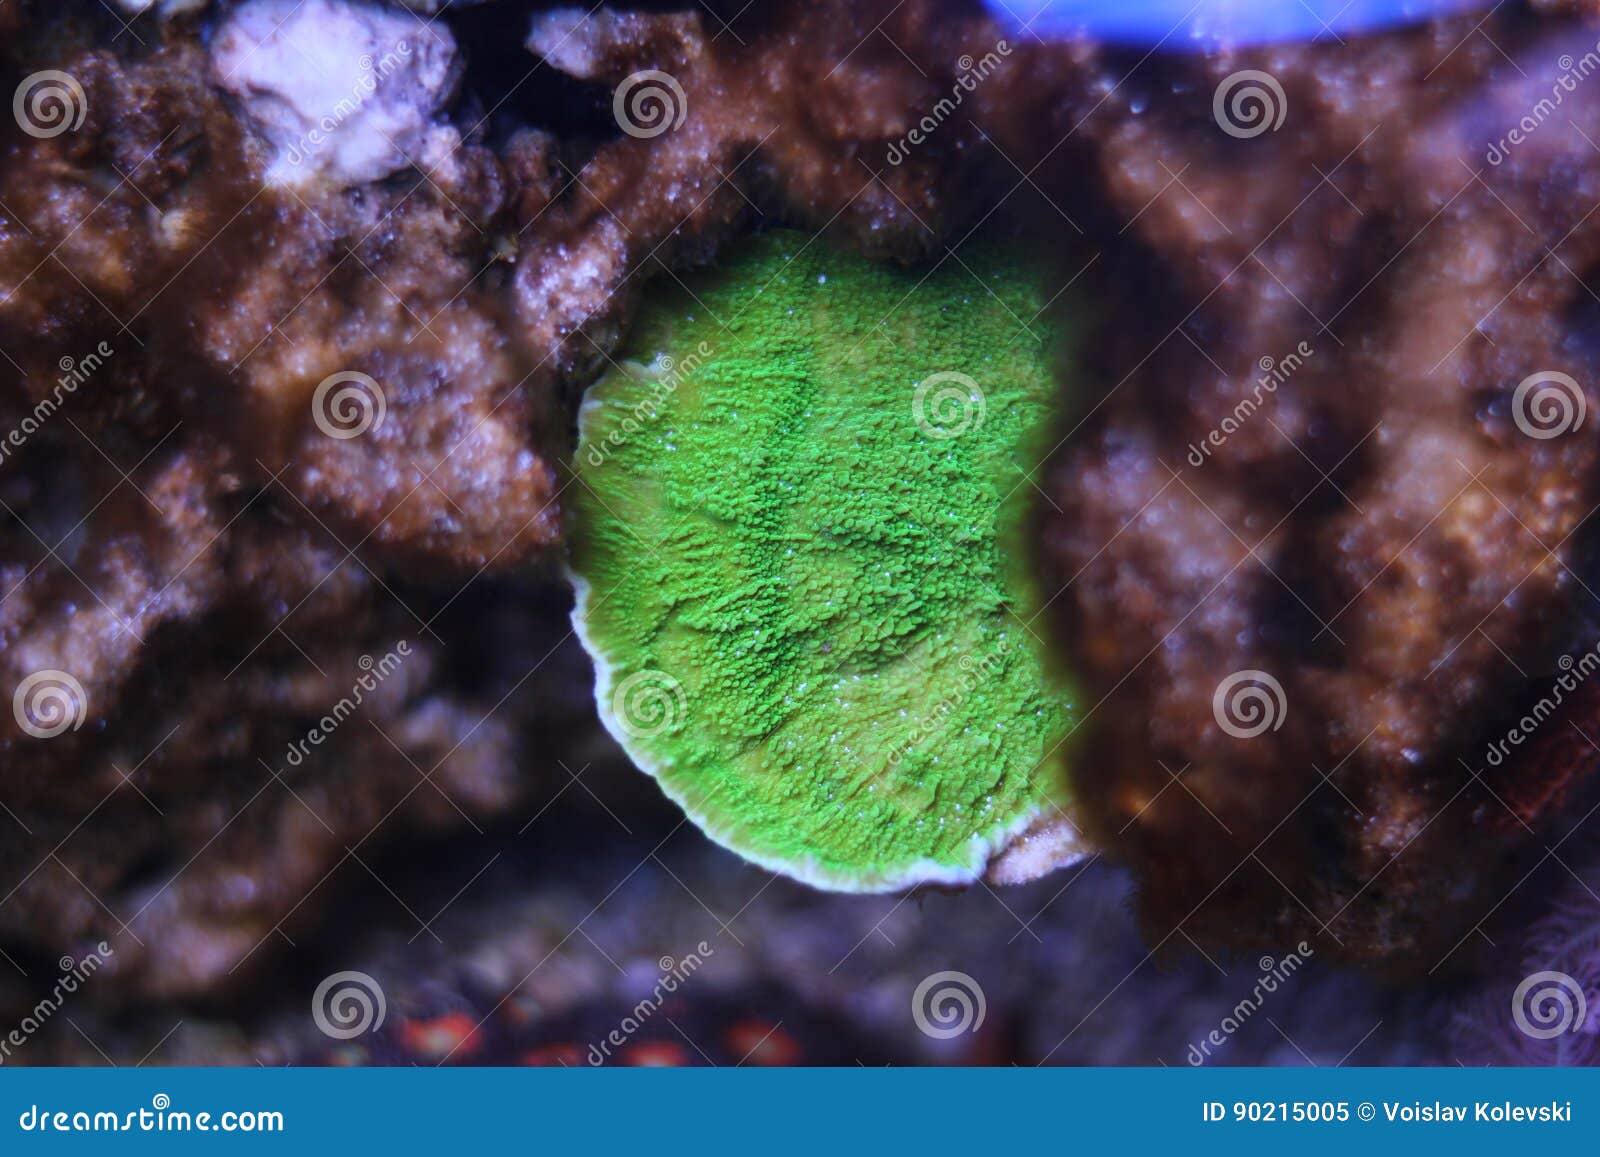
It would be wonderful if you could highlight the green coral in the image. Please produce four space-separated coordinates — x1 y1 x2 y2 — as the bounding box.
570 229 1078 891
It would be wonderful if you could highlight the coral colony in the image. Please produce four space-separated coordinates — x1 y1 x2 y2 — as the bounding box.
570 231 1080 890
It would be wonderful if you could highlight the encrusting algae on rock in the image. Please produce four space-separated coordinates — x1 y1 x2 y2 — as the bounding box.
570 230 1080 891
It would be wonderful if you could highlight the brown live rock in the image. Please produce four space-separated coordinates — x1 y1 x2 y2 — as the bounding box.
2 0 1600 1035
1028 16 1600 963
0 0 993 1005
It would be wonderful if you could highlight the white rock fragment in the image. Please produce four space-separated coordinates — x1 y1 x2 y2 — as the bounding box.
210 0 461 189
525 8 606 79
526 7 702 81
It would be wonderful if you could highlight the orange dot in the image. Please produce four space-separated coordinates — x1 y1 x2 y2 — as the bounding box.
520 1044 583 1067
726 1020 800 1065
621 1041 690 1067
400 1013 483 1062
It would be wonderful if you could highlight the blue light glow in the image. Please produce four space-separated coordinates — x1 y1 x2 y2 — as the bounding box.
989 0 1497 48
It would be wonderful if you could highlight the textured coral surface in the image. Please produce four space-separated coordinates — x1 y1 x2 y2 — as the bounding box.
571 229 1077 891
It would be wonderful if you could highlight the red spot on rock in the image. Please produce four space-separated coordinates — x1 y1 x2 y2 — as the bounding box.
520 1044 583 1067
400 1012 483 1062
621 1041 690 1067
505 991 544 1026
726 1020 799 1065
326 1044 368 1067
